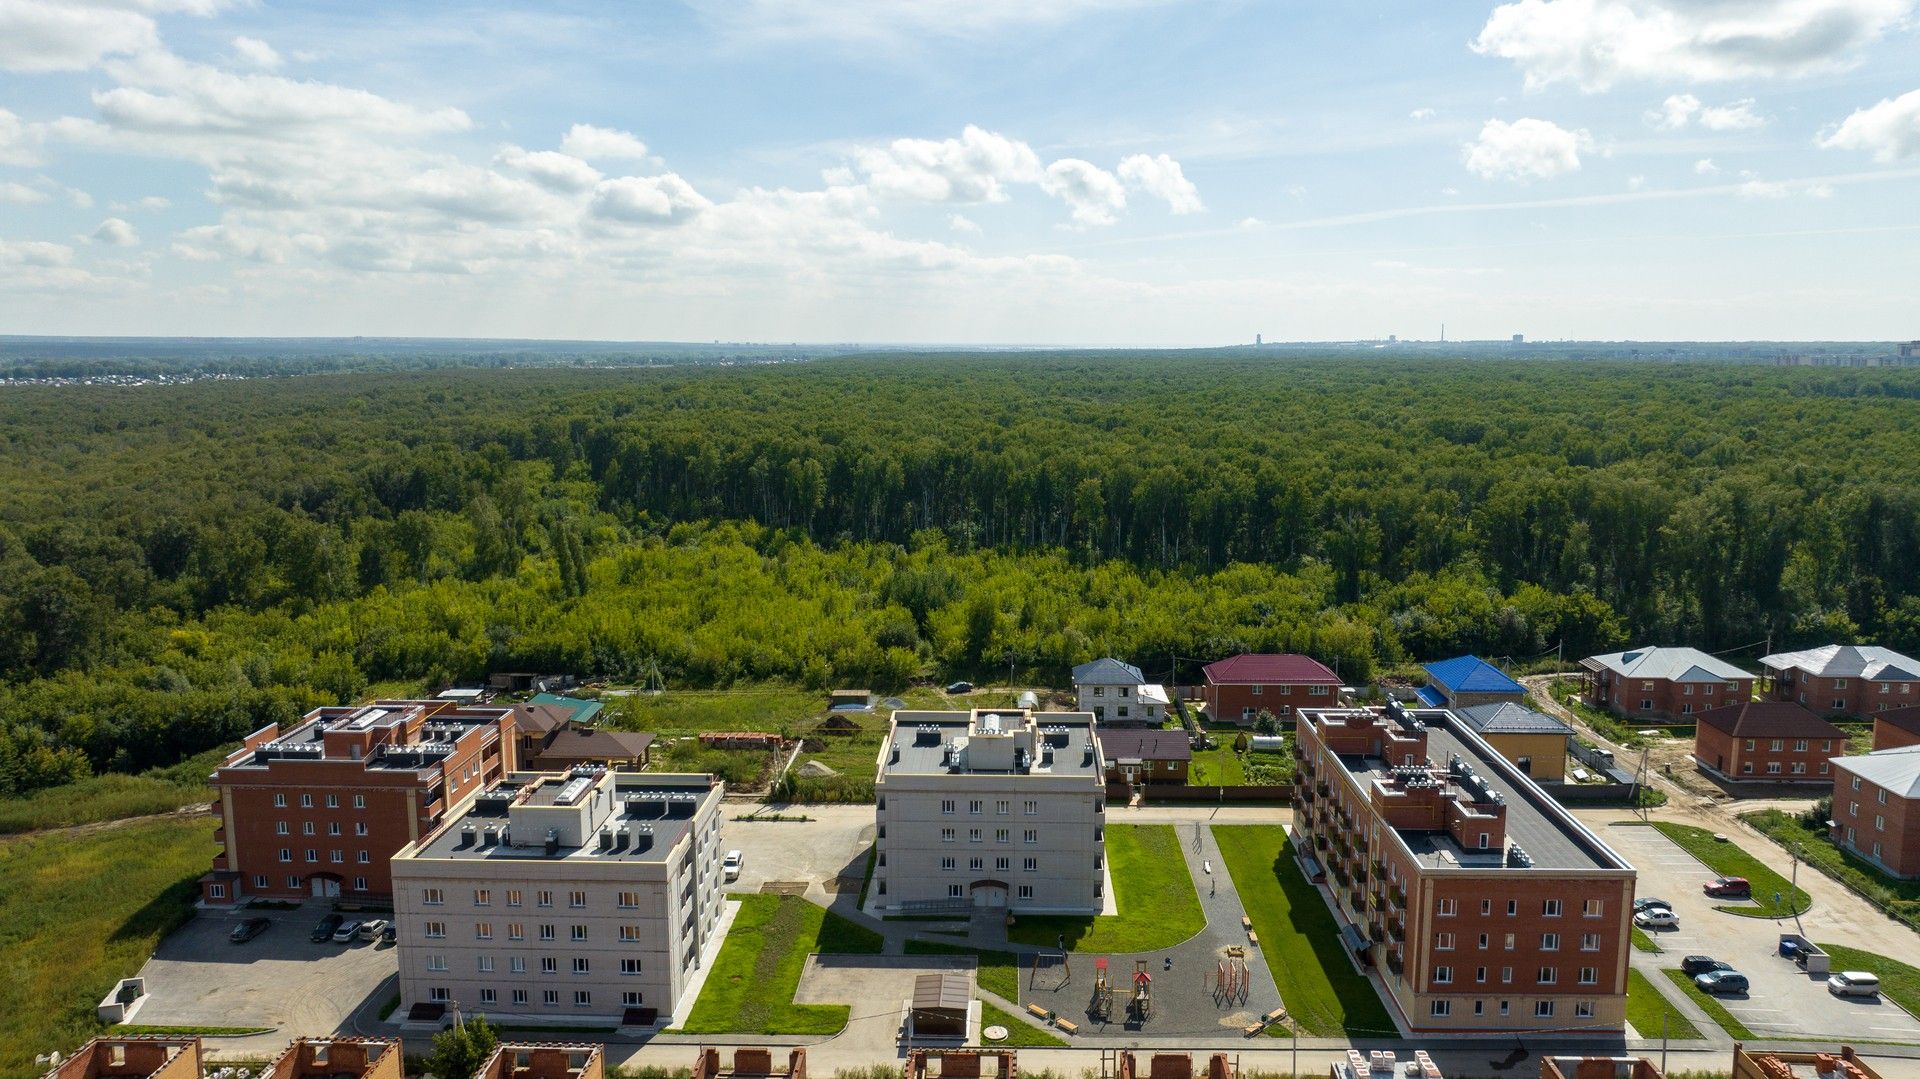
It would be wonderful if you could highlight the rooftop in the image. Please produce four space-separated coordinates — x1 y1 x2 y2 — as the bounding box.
1422 655 1526 696
222 701 510 773
409 768 719 864
1454 701 1572 736
1761 644 1920 682
1583 646 1751 683
1073 657 1145 685
1695 701 1848 739
881 709 1102 779
528 692 605 725
1833 745 1920 798
1095 728 1193 762
1203 653 1339 685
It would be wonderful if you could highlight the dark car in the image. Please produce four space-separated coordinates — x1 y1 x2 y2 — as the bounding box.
1682 955 1733 976
1634 897 1672 913
229 917 271 943
1704 876 1751 898
1695 970 1750 995
311 913 344 943
944 681 973 694
381 923 397 945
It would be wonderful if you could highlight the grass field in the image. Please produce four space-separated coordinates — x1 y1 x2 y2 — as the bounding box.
1649 822 1811 918
978 999 1067 1047
1820 944 1920 1018
903 940 1021 1003
676 894 883 1035
1745 810 1920 933
1626 969 1702 1040
0 748 228 835
1212 825 1396 1038
1005 824 1205 952
0 816 214 1079
1631 927 1663 953
1660 969 1755 1039
1188 747 1247 786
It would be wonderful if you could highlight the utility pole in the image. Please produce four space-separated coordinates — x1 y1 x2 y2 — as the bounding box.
1791 842 1802 921
1661 1012 1669 1076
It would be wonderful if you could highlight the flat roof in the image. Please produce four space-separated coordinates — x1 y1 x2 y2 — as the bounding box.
882 710 1101 778
411 773 717 864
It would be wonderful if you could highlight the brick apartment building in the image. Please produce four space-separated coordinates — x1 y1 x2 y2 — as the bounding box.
1293 702 1636 1033
1874 706 1920 750
1691 702 1847 783
1578 647 1754 720
200 701 517 905
1832 746 1920 878
1759 644 1920 718
1202 653 1341 724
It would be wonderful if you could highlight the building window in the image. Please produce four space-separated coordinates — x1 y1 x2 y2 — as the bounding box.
569 890 587 908
948 885 964 899
941 828 955 843
622 991 645 1006
1436 933 1455 951
1579 967 1598 985
1480 900 1492 915
1576 1001 1595 1019
1541 933 1559 951
1475 966 1488 983
476 922 492 939
537 890 554 908
510 957 526 973
621 958 643 975
996 799 1010 815
1580 933 1600 951
1876 815 1886 831
996 857 1010 871
508 923 524 940
1541 899 1561 917
940 857 956 871
276 822 289 836
1504 933 1516 951
300 794 314 808
1582 899 1603 917
424 921 446 938
426 955 447 971
1795 739 1809 752
304 849 318 863
325 794 339 808
512 989 528 1005
1538 967 1557 984
1018 885 1034 900
539 925 555 941
357 849 370 863
1745 739 1756 751
301 822 315 836
279 848 292 863
1879 790 1890 805
574 990 592 1007
542 990 560 1007
572 957 590 974
254 875 268 888
273 794 287 808
478 988 496 1005
353 794 365 809
618 891 641 908
429 987 450 1002
1431 1000 1451 1017
969 857 984 871
941 800 956 815
478 956 494 973
969 800 983 815
1477 934 1489 949
1434 966 1453 984
1535 1000 1555 1018
1501 967 1513 983
1024 800 1038 815
209 884 226 899
1024 829 1039 844
1506 900 1518 916
541 957 558 974
423 888 445 905
1438 898 1457 916
1251 685 1263 696
475 889 492 906
1768 763 1782 775
1024 857 1038 872
571 925 588 942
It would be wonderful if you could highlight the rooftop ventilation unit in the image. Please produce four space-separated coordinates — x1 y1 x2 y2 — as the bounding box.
598 827 615 853
553 774 594 806
544 828 560 857
481 826 499 848
458 823 477 849
1506 844 1533 868
350 707 388 730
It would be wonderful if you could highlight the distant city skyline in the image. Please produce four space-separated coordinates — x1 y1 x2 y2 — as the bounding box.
2 1 1918 342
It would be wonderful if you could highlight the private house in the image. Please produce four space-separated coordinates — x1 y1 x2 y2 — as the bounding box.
1578 647 1754 720
1419 656 1528 710
1873 706 1920 750
1094 728 1193 787
1071 658 1170 726
1202 653 1341 725
510 697 652 772
1292 702 1636 1033
43 1037 202 1079
1692 702 1847 782
264 1040 401 1079
1451 703 1573 781
473 1044 603 1079
1832 746 1920 878
1759 645 1920 718
870 708 1107 913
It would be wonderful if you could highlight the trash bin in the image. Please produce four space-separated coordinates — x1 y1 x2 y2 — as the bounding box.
1780 939 1799 959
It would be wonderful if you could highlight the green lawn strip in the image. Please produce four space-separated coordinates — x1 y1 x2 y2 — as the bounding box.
676 894 879 1035
1211 824 1396 1038
0 816 213 1079
1648 822 1810 918
1189 746 1247 786
1631 927 1664 954
1744 810 1920 933
903 940 1021 1003
1660 969 1756 1040
1626 969 1702 1040
977 999 1066 1047
1005 824 1204 952
1819 944 1920 1017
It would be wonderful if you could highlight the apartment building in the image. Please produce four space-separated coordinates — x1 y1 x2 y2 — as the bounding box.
389 767 726 1027
1760 644 1920 718
871 708 1107 913
1832 746 1920 878
1578 647 1754 719
1874 706 1920 750
1071 658 1170 726
1293 703 1637 1034
1692 702 1847 783
1202 653 1341 724
201 701 517 904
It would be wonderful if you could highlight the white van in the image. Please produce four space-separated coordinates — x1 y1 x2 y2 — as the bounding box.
1828 971 1880 998
723 850 744 882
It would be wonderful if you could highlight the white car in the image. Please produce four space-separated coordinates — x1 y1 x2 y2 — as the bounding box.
723 850 744 882
1634 908 1679 929
357 918 390 940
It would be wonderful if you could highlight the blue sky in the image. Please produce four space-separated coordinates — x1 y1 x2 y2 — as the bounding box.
2 0 1918 344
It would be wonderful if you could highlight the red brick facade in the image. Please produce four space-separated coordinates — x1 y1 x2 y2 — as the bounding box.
1691 702 1846 783
1832 759 1920 879
1767 670 1920 717
1874 709 1920 751
1202 654 1341 725
1581 671 1751 720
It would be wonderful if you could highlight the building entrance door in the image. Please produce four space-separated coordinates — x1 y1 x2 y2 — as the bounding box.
969 881 1008 908
311 876 342 898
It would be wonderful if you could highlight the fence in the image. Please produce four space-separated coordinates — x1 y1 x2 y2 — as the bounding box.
1109 782 1293 803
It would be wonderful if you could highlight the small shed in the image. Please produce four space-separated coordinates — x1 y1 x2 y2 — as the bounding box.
909 972 971 1039
828 689 874 712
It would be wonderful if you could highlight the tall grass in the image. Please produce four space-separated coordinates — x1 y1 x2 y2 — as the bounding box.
0 747 228 835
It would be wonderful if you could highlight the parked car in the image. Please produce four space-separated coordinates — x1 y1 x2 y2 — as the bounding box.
1682 955 1733 976
723 850 744 882
1695 970 1750 995
229 917 271 943
1829 971 1882 998
331 919 363 943
1634 897 1672 913
310 913 344 943
944 681 973 694
358 918 390 940
380 924 397 945
1634 908 1679 929
1703 876 1752 898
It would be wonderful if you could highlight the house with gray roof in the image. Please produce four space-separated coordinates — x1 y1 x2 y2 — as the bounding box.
1453 702 1574 780
1832 745 1920 878
1761 644 1920 719
1070 657 1168 727
1579 646 1755 720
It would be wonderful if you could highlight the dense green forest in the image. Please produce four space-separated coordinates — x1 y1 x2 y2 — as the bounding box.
2 352 1918 799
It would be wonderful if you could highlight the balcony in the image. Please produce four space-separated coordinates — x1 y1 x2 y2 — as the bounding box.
1386 952 1404 976
1315 780 1331 797
1354 835 1370 854
1387 918 1405 942
1369 922 1386 943
1388 885 1406 909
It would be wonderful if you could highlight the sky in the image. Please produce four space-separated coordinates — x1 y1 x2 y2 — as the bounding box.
1 0 1919 344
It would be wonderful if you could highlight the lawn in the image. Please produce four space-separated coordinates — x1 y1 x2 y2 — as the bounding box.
1819 944 1920 1018
1211 825 1396 1038
0 747 228 835
608 685 825 735
0 816 213 1079
1005 824 1205 952
1631 927 1664 953
1188 746 1246 786
1744 809 1920 934
978 998 1067 1047
1649 822 1811 918
1626 969 1702 1040
676 894 883 1035
903 940 1021 1003
1660 968 1755 1039
1546 679 1653 748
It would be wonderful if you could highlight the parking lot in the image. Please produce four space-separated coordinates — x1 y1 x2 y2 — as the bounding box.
134 901 397 1036
1601 821 1920 1041
724 803 874 897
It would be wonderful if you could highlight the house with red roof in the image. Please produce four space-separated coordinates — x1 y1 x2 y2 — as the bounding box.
1200 653 1340 725
1875 706 1920 751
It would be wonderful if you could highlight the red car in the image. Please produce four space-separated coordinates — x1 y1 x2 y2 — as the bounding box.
1703 876 1751 898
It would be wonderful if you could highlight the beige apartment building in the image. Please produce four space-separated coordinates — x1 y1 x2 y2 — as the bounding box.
871 708 1107 913
389 767 726 1028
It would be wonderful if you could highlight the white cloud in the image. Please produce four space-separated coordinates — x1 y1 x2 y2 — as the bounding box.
1820 89 1920 161
66 186 94 208
110 195 171 212
589 173 712 225
948 213 981 233
0 106 44 165
0 181 48 204
0 237 74 267
91 217 140 245
856 125 1042 203
559 123 649 161
1410 108 1437 121
1651 93 1766 131
1040 158 1126 226
495 145 603 192
0 0 160 73
1650 94 1701 130
689 0 1180 42
1695 158 1719 174
1472 0 1913 91
1462 118 1591 181
1627 174 1646 190
230 35 282 70
1236 216 1264 230
1117 152 1203 214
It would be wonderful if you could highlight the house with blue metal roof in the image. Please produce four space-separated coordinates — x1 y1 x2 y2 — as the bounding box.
1418 655 1528 709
